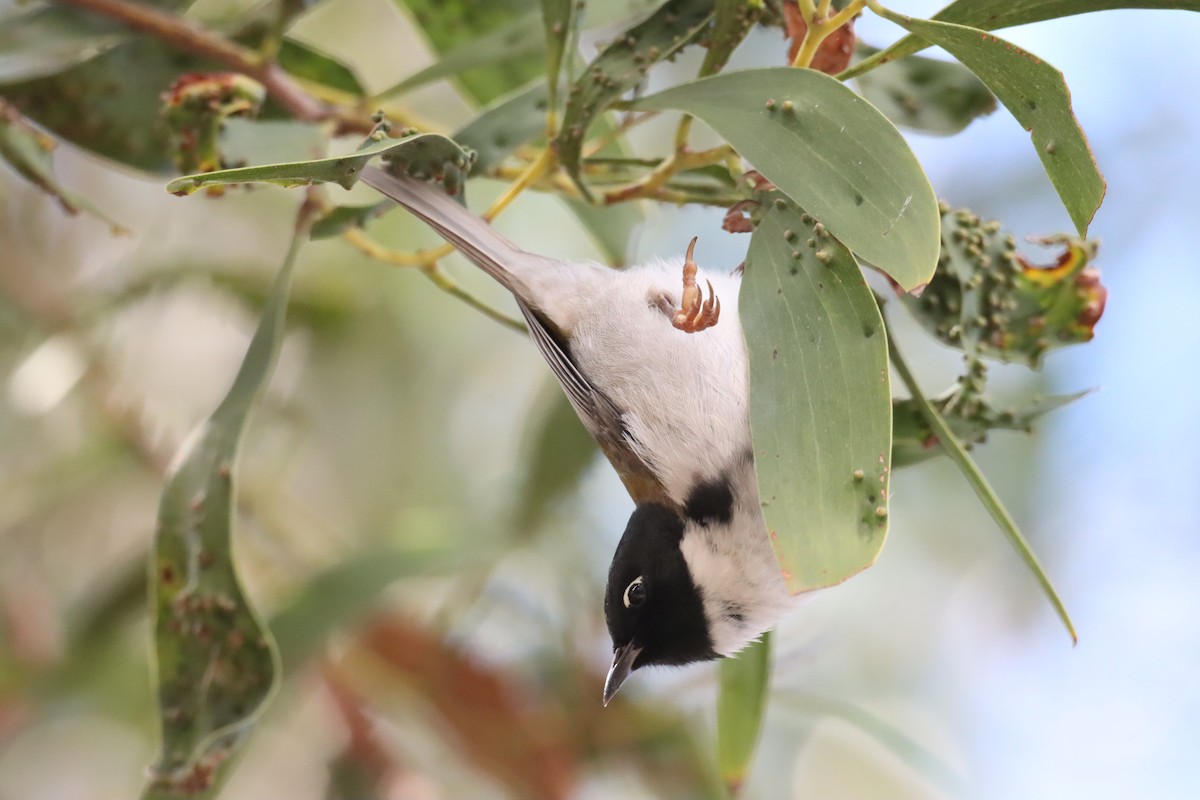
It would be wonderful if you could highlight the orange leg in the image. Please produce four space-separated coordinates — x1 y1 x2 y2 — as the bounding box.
671 237 721 333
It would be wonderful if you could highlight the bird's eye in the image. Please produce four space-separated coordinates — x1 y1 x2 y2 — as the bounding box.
623 576 646 609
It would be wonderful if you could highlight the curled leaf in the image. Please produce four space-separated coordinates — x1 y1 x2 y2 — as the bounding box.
901 206 1105 368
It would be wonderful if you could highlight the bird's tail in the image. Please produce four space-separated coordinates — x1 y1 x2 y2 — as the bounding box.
361 165 540 297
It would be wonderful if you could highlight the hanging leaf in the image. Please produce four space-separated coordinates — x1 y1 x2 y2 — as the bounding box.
540 0 580 112
166 132 475 195
843 1 1200 79
741 190 891 593
853 45 996 135
717 632 772 796
0 99 128 232
879 13 1105 235
277 38 367 97
556 0 715 193
700 0 765 77
634 67 939 290
142 215 311 800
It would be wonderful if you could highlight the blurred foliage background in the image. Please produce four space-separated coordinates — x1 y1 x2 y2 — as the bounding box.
1 1 1199 798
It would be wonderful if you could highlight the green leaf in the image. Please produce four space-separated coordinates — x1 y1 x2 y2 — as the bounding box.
392 0 545 103
511 385 600 535
165 132 474 194
717 632 772 796
310 201 392 239
891 390 1089 468
844 2 1200 80
269 547 472 671
881 14 1105 236
0 99 128 232
635 68 939 291
854 45 996 135
700 0 765 77
453 81 550 173
541 0 580 112
0 2 125 83
277 38 366 97
887 335 1077 644
142 218 310 799
741 191 891 593
556 0 715 194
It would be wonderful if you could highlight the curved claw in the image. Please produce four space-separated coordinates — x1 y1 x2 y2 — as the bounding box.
671 237 722 334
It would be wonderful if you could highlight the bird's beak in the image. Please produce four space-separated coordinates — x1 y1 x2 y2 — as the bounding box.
603 642 642 706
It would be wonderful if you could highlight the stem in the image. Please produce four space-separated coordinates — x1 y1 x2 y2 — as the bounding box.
340 229 525 333
54 0 333 123
886 327 1078 645
602 145 735 204
483 146 557 222
792 0 867 69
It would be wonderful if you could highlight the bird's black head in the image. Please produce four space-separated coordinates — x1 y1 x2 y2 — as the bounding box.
603 503 717 704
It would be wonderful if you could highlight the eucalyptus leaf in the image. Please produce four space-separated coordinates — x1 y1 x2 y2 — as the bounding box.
142 219 309 799
277 38 366 97
392 0 545 103
453 81 550 173
717 632 772 796
854 46 996 135
556 0 715 194
700 0 765 77
883 14 1105 235
634 68 939 290
741 192 891 593
0 3 125 83
166 133 473 194
0 100 128 232
4 36 215 172
541 0 579 111
845 1 1200 79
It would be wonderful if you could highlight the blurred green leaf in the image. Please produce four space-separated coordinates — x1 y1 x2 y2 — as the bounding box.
882 13 1105 235
557 0 715 194
3 36 213 172
310 201 392 239
270 547 473 671
380 10 543 99
891 390 1089 468
392 0 545 103
0 98 128 232
635 68 939 291
511 384 599 535
717 632 771 796
143 216 310 799
854 45 996 135
901 207 1106 367
277 37 366 96
0 2 125 82
741 191 891 593
166 132 474 194
453 80 550 173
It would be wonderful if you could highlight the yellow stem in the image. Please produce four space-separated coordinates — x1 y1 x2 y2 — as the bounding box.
482 146 558 221
602 145 735 204
791 0 867 69
816 0 832 17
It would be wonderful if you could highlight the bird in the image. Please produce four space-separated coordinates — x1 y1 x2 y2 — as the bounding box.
362 165 800 704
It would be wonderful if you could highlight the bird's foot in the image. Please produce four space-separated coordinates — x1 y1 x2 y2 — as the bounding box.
671 236 720 333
